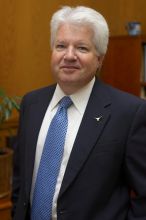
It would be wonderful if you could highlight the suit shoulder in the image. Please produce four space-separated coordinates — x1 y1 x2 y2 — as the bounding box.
102 81 145 105
22 84 56 104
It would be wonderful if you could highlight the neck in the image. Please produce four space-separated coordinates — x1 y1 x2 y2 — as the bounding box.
59 84 79 95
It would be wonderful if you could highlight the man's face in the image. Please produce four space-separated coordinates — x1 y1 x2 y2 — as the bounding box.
51 23 103 94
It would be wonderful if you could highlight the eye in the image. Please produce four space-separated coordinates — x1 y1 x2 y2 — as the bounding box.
55 44 66 51
77 46 89 53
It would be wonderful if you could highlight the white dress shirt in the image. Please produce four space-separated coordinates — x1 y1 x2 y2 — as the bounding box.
30 77 95 219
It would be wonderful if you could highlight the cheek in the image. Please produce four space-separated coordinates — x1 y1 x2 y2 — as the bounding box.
51 52 62 65
84 57 99 72
92 56 101 69
51 53 57 66
51 56 58 74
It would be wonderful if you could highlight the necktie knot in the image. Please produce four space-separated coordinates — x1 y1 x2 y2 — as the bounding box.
59 96 73 109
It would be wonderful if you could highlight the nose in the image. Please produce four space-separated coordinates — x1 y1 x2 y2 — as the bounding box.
64 47 77 61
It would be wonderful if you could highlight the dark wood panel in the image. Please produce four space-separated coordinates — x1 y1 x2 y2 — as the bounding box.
0 196 12 220
100 35 146 97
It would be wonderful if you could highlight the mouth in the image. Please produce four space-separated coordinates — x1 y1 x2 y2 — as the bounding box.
60 65 80 70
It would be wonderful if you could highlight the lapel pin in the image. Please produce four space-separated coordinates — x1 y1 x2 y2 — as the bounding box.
95 116 102 122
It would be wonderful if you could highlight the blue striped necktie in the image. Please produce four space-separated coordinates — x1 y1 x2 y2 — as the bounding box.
31 96 73 220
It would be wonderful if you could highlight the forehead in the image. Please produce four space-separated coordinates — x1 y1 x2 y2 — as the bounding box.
55 23 94 43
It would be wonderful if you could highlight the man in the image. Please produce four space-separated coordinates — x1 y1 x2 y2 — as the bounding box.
12 6 146 220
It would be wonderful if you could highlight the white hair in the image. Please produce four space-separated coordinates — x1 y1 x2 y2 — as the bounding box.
50 6 109 55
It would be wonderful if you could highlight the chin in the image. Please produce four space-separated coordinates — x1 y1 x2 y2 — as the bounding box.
58 73 77 82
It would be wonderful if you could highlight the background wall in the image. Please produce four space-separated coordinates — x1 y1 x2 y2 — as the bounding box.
0 0 146 96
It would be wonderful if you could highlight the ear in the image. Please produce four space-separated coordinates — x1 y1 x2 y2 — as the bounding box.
97 55 105 70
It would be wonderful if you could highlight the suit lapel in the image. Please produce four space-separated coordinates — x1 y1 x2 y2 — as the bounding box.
25 86 56 197
59 80 111 197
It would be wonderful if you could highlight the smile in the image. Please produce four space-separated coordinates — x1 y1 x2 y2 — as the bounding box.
60 65 80 69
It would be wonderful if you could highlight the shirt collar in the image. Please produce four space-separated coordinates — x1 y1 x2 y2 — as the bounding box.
50 77 95 114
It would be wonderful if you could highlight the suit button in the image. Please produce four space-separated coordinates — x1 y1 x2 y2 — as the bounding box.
23 202 27 207
59 209 66 214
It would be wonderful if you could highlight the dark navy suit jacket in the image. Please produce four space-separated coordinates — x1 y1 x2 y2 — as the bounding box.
12 79 146 220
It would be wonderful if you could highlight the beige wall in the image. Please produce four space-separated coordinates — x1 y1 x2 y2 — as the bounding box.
0 0 146 96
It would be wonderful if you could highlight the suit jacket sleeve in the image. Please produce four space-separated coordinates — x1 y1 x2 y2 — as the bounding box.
125 101 146 219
